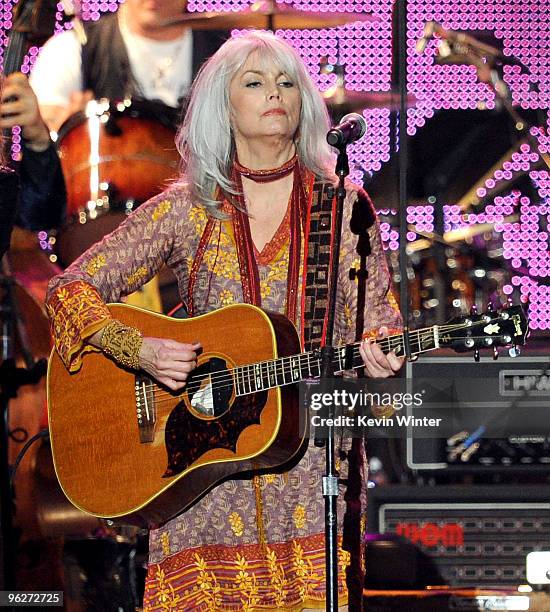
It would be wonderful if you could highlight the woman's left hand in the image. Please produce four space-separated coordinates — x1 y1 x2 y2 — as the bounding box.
359 326 405 378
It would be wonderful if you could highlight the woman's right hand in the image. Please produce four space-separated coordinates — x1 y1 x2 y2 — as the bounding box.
139 337 201 391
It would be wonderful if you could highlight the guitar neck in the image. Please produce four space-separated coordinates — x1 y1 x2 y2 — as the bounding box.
233 325 441 396
3 34 25 77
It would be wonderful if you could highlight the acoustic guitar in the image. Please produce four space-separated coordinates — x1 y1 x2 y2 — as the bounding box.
47 302 529 526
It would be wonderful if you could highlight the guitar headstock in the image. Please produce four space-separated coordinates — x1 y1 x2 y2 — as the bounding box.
439 304 529 357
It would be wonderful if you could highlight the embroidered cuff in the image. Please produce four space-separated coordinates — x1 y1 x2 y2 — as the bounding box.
46 280 112 372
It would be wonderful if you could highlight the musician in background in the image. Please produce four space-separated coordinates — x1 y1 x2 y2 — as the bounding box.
0 72 66 256
45 31 403 610
30 0 228 131
0 164 17 258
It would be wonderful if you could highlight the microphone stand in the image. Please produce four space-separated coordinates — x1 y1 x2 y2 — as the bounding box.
319 145 350 611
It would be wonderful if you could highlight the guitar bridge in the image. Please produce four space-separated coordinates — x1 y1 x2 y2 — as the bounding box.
135 374 156 443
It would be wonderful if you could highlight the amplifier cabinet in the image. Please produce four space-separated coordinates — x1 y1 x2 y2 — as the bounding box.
368 484 550 588
405 354 550 472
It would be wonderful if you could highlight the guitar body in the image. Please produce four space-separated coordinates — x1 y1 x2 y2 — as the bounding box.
47 303 304 526
47 300 529 526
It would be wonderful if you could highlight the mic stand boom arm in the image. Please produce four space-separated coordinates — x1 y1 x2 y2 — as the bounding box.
433 31 550 171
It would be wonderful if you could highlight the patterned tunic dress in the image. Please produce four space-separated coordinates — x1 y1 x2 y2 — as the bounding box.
46 177 402 611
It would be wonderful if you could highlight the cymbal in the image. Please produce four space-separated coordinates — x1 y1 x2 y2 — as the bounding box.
406 215 518 253
171 1 378 30
322 85 417 112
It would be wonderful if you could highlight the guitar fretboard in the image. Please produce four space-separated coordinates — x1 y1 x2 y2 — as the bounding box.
233 326 440 396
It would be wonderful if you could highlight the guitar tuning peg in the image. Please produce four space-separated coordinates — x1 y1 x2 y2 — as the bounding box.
508 345 521 358
487 301 494 312
507 296 514 307
474 349 480 362
470 304 478 315
493 346 499 360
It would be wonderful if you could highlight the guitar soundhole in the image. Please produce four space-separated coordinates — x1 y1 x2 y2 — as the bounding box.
184 357 233 419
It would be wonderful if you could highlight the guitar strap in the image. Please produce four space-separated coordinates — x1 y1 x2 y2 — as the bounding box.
300 180 337 353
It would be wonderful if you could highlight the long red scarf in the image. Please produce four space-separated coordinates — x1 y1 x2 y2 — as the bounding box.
188 155 309 323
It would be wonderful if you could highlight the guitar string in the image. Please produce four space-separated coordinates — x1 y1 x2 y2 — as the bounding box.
144 333 513 406
145 327 442 401
144 320 481 397
144 321 513 402
144 319 505 396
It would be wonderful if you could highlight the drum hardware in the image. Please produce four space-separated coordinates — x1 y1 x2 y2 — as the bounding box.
415 244 509 324
405 216 519 254
323 87 417 114
417 21 550 174
404 24 547 330
164 0 378 31
55 98 180 265
379 211 517 326
399 248 492 327
320 54 416 117
457 140 530 211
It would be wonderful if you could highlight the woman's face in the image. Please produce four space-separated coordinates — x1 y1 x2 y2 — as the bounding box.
229 52 302 147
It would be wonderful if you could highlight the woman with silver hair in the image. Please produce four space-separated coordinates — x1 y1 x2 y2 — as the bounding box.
46 31 402 610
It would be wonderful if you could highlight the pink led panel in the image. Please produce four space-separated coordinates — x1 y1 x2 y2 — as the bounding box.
0 0 548 328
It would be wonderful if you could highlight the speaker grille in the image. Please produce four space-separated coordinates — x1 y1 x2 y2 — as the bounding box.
379 502 550 586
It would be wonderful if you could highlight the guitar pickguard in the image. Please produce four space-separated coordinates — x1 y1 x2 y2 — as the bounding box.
163 390 268 477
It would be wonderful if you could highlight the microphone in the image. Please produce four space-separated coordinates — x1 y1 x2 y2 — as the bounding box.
326 113 367 148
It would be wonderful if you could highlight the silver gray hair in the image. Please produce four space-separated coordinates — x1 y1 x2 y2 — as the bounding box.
175 30 334 216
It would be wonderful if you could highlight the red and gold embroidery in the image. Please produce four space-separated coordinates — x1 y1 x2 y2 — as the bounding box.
253 203 291 266
193 553 222 610
291 539 322 601
46 280 111 372
144 534 349 611
266 547 286 608
234 553 260 610
260 245 290 300
154 567 182 611
387 287 401 313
